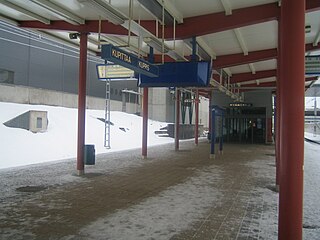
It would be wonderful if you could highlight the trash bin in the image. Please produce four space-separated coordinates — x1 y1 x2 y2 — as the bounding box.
84 144 95 165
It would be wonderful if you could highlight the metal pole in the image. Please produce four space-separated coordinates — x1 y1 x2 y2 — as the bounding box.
77 32 88 175
195 90 199 145
314 97 317 136
219 112 223 154
175 89 180 151
104 78 111 149
210 108 215 159
278 1 305 239
208 94 212 138
191 36 197 61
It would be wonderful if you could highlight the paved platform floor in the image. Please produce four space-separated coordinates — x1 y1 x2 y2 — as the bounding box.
0 139 319 239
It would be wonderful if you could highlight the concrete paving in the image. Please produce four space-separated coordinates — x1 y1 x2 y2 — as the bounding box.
0 139 318 239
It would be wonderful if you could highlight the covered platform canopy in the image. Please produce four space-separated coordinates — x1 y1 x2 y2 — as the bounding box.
0 0 319 91
0 0 319 239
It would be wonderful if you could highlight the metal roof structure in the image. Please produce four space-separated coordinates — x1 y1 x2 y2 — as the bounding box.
0 0 319 97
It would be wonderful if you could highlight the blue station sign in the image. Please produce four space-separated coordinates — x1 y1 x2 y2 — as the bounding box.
101 44 159 77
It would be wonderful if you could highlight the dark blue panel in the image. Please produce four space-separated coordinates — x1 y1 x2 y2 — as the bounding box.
138 61 211 87
101 44 159 77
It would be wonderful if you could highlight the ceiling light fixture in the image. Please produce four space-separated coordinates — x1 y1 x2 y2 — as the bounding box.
97 64 135 80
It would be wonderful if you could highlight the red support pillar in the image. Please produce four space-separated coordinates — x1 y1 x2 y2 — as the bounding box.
278 1 305 239
175 89 180 151
142 87 148 158
77 32 88 175
275 17 282 189
195 90 199 145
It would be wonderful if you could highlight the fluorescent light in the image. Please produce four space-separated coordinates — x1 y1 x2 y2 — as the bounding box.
144 36 170 53
0 0 50 24
30 0 84 25
78 0 127 25
97 64 135 80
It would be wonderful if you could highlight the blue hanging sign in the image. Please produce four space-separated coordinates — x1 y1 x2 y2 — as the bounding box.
101 44 159 77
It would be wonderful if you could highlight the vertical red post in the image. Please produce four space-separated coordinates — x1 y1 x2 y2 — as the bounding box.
142 87 148 158
278 1 305 239
175 89 180 151
195 90 199 145
275 17 282 189
77 32 88 175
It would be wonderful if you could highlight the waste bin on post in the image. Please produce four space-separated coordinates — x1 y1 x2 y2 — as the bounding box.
84 144 95 165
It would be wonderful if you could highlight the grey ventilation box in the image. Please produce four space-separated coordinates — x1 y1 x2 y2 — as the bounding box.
4 110 48 133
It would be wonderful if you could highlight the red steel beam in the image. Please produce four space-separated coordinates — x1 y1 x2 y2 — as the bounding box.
141 3 279 39
214 43 320 69
153 54 176 63
306 0 320 12
141 1 319 39
143 0 319 39
306 42 320 52
305 76 319 82
214 48 278 69
230 69 277 84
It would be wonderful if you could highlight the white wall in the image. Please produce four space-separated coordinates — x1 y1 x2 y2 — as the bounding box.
0 84 137 113
0 84 210 126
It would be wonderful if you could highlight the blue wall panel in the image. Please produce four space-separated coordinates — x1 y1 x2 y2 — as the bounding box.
138 61 211 87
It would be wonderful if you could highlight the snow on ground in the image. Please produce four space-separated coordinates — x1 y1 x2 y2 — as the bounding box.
303 141 320 239
73 166 223 240
0 102 173 169
305 132 320 143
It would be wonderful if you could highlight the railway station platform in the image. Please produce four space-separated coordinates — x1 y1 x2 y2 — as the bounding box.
0 139 319 239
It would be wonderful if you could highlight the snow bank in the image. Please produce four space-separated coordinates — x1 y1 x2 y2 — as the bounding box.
0 102 173 169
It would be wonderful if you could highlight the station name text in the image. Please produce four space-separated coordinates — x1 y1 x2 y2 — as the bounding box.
112 49 132 63
111 49 151 72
